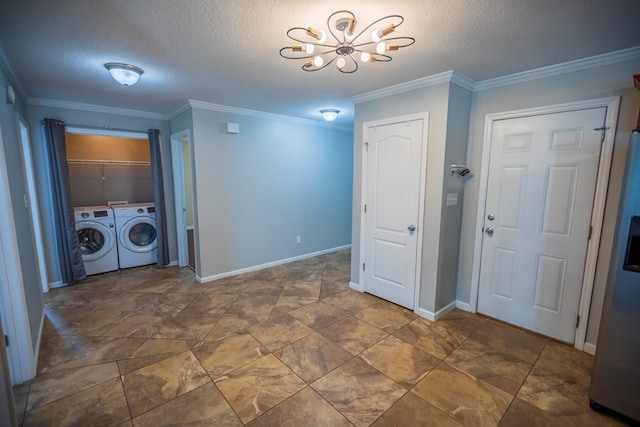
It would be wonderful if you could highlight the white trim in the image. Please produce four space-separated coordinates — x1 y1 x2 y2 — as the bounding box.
48 281 65 289
415 301 457 322
167 260 179 267
16 113 49 293
65 126 148 139
27 98 167 120
184 99 353 132
455 300 473 312
350 71 474 104
0 40 27 102
359 112 429 312
0 121 36 384
474 46 640 91
170 129 192 268
349 281 363 292
196 245 352 283
583 342 597 356
469 97 620 352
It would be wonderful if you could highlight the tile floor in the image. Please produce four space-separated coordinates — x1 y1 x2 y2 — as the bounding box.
12 250 630 426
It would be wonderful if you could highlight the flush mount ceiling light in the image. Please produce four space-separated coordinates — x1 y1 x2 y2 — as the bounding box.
279 10 415 73
320 109 340 122
104 63 144 86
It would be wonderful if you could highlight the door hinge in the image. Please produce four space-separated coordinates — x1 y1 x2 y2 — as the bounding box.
593 126 610 143
362 262 366 271
364 142 369 152
576 314 580 328
588 225 593 240
364 204 367 213
4 335 8 347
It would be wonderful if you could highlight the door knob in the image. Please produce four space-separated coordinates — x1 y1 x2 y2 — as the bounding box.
487 214 495 221
408 225 416 232
485 227 494 235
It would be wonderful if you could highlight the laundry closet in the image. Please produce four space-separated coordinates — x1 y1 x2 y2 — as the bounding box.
67 133 158 274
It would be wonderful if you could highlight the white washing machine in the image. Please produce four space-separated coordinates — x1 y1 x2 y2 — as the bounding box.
74 206 119 275
113 203 157 269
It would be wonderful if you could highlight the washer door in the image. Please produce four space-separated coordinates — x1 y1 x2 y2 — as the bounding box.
119 216 157 253
76 221 115 261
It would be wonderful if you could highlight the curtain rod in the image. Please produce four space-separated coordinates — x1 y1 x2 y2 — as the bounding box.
41 120 152 135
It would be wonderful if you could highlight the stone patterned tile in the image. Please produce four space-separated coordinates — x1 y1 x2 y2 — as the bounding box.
247 313 314 351
152 311 221 340
247 386 352 427
253 264 291 281
226 294 279 318
36 333 87 374
101 312 170 338
26 362 120 411
117 338 200 375
289 301 350 330
274 332 353 382
319 316 388 355
181 293 238 315
54 310 130 336
135 292 199 313
281 280 322 298
498 397 568 427
122 350 211 417
51 336 147 371
288 269 324 282
354 302 417 333
242 279 285 296
360 336 441 388
435 309 488 338
193 333 269 379
99 292 159 312
214 354 306 424
319 280 349 299
470 319 548 364
202 277 248 294
371 391 463 427
446 338 533 395
412 363 513 427
270 296 318 317
204 314 262 341
394 317 466 359
132 382 242 426
22 378 129 427
312 357 406 427
322 290 379 313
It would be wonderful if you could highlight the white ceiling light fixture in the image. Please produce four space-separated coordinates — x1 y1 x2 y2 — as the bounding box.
320 109 340 122
104 63 144 86
280 10 415 74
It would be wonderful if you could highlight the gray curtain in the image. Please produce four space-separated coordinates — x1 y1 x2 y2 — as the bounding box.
148 129 170 266
43 119 86 283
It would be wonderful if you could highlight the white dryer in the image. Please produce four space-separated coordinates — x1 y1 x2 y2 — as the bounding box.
113 203 157 269
74 206 119 275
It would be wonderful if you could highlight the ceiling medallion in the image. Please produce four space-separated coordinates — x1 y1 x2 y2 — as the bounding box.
279 10 415 74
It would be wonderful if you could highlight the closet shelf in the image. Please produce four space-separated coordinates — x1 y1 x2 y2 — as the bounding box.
67 159 151 166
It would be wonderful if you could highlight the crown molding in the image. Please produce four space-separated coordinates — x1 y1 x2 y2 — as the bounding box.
474 46 640 91
0 40 28 103
27 97 167 120
350 70 470 104
184 99 353 132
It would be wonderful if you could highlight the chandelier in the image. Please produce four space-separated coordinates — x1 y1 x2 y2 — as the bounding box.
279 10 415 74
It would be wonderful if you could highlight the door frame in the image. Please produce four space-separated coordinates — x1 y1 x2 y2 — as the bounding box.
355 112 429 312
16 113 48 293
0 120 36 384
470 97 620 351
170 129 195 269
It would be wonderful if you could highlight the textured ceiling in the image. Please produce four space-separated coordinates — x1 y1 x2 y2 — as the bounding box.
0 0 639 125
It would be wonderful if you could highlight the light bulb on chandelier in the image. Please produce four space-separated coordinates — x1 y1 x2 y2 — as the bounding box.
279 10 415 74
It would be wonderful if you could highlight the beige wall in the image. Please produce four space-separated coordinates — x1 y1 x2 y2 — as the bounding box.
457 58 640 347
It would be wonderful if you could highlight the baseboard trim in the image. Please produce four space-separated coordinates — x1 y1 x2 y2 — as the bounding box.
415 301 457 322
197 245 352 283
455 300 473 312
49 281 65 289
583 342 597 355
349 281 363 292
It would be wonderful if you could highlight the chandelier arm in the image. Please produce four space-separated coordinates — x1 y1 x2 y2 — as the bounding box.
285 27 334 47
326 10 356 44
279 46 336 60
350 15 405 44
352 36 416 51
338 55 358 74
302 54 339 72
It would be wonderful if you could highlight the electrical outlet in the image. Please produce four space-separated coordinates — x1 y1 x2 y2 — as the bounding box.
296 235 302 244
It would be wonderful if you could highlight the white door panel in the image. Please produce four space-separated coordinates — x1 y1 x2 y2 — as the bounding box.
478 108 606 342
364 119 424 309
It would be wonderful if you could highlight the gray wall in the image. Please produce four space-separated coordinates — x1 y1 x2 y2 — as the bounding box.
25 104 175 285
457 58 640 347
189 107 353 280
351 82 471 314
0 66 44 352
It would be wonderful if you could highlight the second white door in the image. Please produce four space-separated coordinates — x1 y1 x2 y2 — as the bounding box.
364 118 424 309
478 107 606 342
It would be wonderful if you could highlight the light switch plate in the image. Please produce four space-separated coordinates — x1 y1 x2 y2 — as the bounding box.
446 193 458 207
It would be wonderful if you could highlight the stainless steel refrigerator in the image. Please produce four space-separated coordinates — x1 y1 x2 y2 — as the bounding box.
589 131 640 422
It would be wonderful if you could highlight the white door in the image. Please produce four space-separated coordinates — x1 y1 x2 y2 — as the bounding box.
364 119 424 309
478 107 606 342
